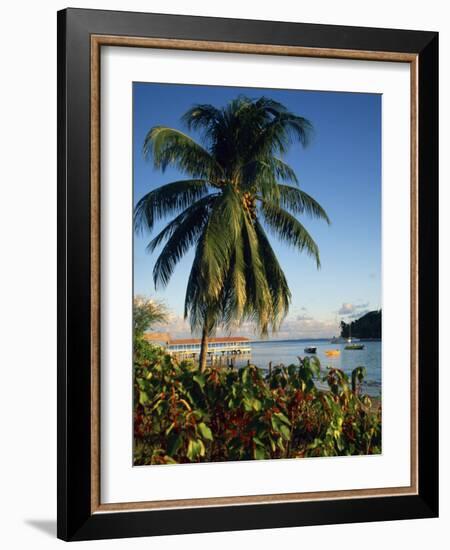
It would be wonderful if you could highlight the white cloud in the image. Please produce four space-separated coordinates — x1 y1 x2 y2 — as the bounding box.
338 302 369 316
273 317 338 339
159 314 192 338
296 314 313 321
338 303 355 315
151 313 338 340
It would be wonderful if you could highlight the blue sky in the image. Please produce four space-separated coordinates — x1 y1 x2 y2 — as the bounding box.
133 82 381 339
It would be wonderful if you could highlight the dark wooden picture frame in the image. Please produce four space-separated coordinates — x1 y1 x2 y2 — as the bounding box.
57 8 438 541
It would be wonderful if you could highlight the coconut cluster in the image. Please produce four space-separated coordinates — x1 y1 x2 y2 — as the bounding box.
242 191 257 220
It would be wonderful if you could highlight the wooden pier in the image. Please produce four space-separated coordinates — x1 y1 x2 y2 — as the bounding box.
143 334 251 362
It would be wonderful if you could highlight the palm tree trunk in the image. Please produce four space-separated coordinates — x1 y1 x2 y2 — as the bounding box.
199 325 209 372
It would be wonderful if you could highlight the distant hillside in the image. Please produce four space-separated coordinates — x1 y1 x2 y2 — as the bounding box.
340 310 381 339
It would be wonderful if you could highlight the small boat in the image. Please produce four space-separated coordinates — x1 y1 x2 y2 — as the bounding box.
345 323 360 344
304 346 317 354
345 344 365 350
325 349 340 357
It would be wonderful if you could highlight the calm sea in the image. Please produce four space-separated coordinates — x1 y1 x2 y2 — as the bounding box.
232 339 382 396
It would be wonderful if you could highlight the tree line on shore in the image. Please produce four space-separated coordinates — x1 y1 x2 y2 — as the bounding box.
340 310 382 339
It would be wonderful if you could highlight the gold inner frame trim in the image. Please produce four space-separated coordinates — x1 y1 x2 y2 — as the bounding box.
90 34 419 514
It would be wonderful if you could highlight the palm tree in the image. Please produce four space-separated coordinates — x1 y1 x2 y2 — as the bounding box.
135 96 330 371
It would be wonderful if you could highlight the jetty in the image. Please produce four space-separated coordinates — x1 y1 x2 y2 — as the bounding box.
143 333 251 360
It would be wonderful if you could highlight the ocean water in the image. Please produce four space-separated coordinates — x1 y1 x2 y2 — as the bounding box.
232 339 382 396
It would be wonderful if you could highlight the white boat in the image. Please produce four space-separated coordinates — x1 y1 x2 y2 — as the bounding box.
330 336 346 343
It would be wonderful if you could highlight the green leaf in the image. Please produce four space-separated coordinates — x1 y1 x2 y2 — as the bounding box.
254 446 266 460
167 433 183 456
139 391 149 405
252 398 262 411
271 415 280 432
268 436 276 453
165 422 175 436
150 398 163 412
242 368 250 385
279 424 291 440
273 411 291 425
198 439 206 457
187 438 206 461
243 397 253 412
198 422 213 441
193 374 206 390
186 439 196 461
186 439 199 461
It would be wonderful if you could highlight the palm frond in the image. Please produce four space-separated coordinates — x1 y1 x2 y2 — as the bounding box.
143 126 223 180
183 232 210 332
240 213 274 335
276 185 330 224
134 179 212 234
253 97 289 116
271 157 299 185
240 157 300 204
254 219 291 327
151 195 217 288
147 194 216 252
250 112 313 159
240 159 280 202
260 200 321 268
220 236 247 326
182 104 222 137
184 187 244 330
196 186 243 299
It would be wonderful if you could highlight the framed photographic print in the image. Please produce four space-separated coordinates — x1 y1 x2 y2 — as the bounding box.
57 8 438 541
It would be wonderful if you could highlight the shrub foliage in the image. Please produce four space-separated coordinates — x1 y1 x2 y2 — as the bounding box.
133 340 381 465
